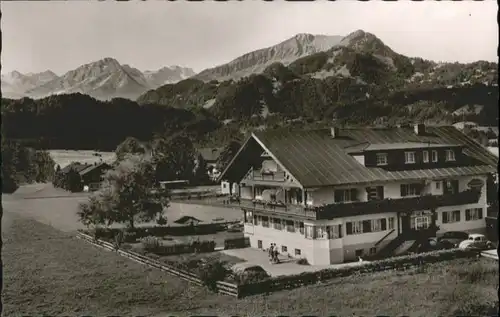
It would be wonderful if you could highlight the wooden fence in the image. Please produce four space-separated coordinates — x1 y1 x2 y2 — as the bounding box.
76 232 481 298
76 232 240 298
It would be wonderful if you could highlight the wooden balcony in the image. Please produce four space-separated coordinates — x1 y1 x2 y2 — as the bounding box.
236 199 317 220
233 189 481 221
245 170 286 182
314 189 481 220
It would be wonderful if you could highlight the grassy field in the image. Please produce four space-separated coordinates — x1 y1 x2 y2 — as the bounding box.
3 211 498 316
3 184 242 233
48 150 116 168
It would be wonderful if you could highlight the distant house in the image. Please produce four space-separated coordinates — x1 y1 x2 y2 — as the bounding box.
57 161 111 192
219 124 498 265
174 216 202 226
79 162 112 191
452 121 478 130
221 180 238 195
197 147 223 180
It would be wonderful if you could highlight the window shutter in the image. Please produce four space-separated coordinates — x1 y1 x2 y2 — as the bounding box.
350 188 358 201
377 186 384 200
442 212 448 224
362 220 371 233
478 208 483 219
400 184 407 196
334 190 342 202
381 218 387 230
338 224 342 238
346 222 353 235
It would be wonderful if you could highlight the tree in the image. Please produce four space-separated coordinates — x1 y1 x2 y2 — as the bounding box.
77 154 169 229
217 140 241 173
65 168 83 192
115 137 147 161
193 153 210 185
153 135 197 182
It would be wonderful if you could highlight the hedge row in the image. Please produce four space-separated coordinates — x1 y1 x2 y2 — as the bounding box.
238 248 479 296
141 236 216 255
87 223 229 241
224 237 250 250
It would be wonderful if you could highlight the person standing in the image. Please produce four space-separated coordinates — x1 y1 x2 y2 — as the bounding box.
269 243 274 263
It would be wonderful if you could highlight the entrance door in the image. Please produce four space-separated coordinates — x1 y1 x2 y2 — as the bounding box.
401 215 411 234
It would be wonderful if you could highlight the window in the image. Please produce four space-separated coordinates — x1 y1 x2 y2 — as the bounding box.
366 186 384 201
405 151 416 164
223 183 227 188
244 211 253 225
465 208 483 221
282 245 288 253
327 225 342 239
315 226 328 239
296 221 305 234
257 240 263 249
286 220 295 233
415 216 430 230
443 180 459 195
400 183 422 197
445 149 456 162
435 181 441 190
355 249 364 257
346 221 363 235
272 218 281 230
371 218 387 232
369 247 377 255
295 248 301 256
388 217 395 230
305 225 314 239
423 150 429 163
261 216 269 228
376 153 388 166
255 187 264 197
334 188 358 203
442 210 461 223
431 150 438 162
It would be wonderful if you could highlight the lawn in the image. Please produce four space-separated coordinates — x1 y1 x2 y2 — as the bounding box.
48 149 116 168
4 210 498 316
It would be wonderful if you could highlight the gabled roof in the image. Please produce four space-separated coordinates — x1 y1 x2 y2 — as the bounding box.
78 162 111 176
60 162 91 174
221 126 498 188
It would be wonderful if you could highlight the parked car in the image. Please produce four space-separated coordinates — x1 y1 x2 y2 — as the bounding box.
425 237 451 250
458 234 494 250
437 231 470 248
227 222 244 232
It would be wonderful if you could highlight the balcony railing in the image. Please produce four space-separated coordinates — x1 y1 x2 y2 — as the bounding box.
313 189 481 220
246 170 286 182
237 198 317 219
233 189 481 221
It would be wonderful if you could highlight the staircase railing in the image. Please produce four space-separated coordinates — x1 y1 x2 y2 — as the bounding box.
374 229 395 247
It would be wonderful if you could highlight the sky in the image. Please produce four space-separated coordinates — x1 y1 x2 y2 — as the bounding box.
1 1 498 75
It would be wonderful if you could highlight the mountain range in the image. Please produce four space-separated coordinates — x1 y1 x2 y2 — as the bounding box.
1 59 195 100
2 29 497 118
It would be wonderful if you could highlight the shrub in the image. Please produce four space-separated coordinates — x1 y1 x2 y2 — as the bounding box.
234 269 270 285
123 230 138 243
194 258 229 290
296 258 309 265
141 236 162 252
224 237 250 249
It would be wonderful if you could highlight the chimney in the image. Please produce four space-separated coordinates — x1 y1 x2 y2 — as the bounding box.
331 127 340 138
414 123 426 135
